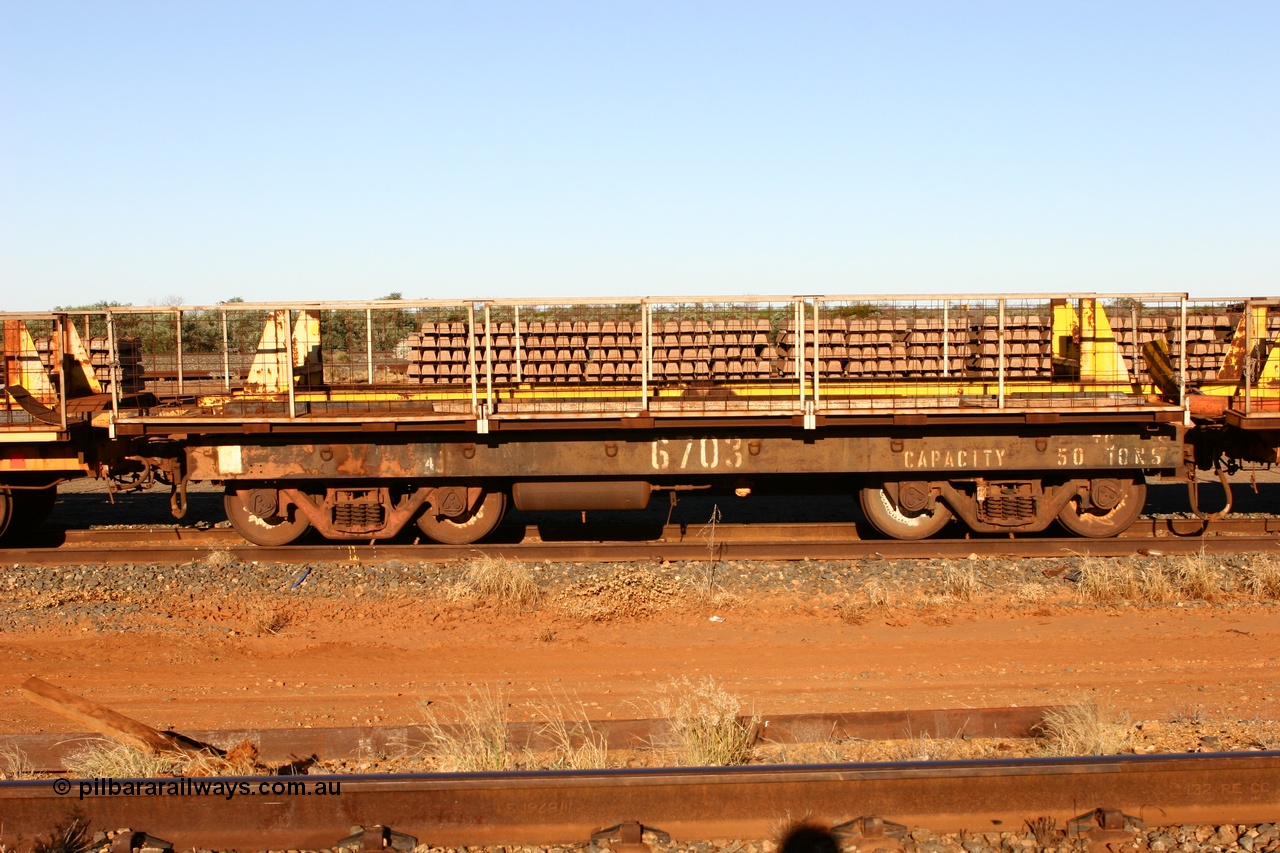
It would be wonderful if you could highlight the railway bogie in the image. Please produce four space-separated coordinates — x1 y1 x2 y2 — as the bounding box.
4 292 1280 544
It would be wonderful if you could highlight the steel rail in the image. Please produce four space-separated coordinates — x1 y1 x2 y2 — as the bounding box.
2 752 1278 851
4 524 1280 566
40 514 1280 546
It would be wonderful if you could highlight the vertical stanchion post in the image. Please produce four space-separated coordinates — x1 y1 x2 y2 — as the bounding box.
1245 301 1253 414
484 303 494 414
286 310 296 419
55 316 67 431
812 298 820 408
641 301 650 407
997 299 1006 410
795 300 804 409
175 310 184 397
467 303 479 417
221 310 231 392
365 308 374 385
1179 297 1188 410
942 302 950 379
1131 302 1139 375
514 305 522 384
107 312 119 438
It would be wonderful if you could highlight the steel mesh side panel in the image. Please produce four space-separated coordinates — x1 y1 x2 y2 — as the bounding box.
98 292 1196 425
812 295 1186 412
1176 298 1244 389
646 299 803 415
2 317 59 428
498 302 647 415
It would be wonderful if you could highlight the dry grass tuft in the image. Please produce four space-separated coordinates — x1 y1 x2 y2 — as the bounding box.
1026 816 1062 846
463 556 542 611
249 604 291 635
558 568 688 620
834 598 871 625
1170 704 1206 725
203 548 236 568
418 687 511 772
1137 564 1175 603
942 566 981 601
1073 554 1230 604
532 692 609 770
0 745 33 780
63 742 182 778
1240 556 1280 599
1175 552 1223 602
834 577 898 624
1010 581 1050 604
863 578 894 608
887 732 957 762
30 817 94 853
1036 700 1130 756
63 739 269 779
652 676 760 766
1074 557 1140 603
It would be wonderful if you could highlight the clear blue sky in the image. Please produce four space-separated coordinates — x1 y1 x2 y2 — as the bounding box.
2 1 1276 310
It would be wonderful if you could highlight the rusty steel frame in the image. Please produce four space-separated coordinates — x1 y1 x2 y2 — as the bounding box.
2 753 1278 850
184 423 1182 538
185 428 1183 482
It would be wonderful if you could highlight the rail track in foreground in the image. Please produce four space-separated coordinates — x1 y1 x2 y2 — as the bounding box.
2 752 1278 851
4 516 1280 565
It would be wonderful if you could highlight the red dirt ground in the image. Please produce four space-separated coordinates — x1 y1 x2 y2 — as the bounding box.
1 591 1277 735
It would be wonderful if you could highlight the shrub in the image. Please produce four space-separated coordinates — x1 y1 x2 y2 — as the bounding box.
653 677 759 766
1036 700 1130 756
418 687 511 772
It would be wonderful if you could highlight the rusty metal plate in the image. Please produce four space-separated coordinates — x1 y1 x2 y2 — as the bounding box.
187 429 1182 481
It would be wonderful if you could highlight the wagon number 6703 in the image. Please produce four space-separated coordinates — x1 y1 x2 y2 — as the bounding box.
651 438 744 470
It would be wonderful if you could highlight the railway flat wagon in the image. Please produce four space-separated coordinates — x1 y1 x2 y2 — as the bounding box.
0 314 105 538
7 291 1280 544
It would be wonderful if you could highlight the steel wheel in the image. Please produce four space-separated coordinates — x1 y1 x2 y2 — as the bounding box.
11 486 57 531
417 490 506 545
859 484 953 540
224 488 312 546
1056 477 1147 538
0 488 13 542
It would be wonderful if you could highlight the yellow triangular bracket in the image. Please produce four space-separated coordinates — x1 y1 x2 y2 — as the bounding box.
1079 298 1131 384
3 320 59 406
245 310 324 393
1050 298 1132 384
62 322 102 397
